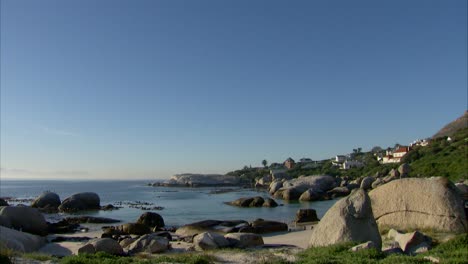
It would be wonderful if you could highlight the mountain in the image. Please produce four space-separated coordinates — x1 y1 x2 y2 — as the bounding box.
432 111 468 139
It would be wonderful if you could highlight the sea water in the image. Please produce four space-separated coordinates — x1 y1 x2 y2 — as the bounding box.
0 179 337 227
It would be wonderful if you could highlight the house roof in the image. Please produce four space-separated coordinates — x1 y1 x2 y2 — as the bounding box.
394 147 409 153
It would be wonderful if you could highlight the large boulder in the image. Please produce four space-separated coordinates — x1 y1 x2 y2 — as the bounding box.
58 192 100 212
31 192 61 210
0 206 48 236
327 187 350 198
369 177 467 233
299 189 324 201
127 234 169 254
89 238 124 255
224 233 264 248
273 175 337 201
193 232 230 250
269 181 284 194
309 189 381 248
136 212 165 229
0 226 47 252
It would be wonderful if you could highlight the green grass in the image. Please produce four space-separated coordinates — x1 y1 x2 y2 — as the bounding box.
23 252 58 261
60 251 214 264
297 234 468 264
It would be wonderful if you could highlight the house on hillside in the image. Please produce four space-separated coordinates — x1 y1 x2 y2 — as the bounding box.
379 146 411 164
284 158 296 169
299 158 313 163
335 155 346 163
342 160 364 170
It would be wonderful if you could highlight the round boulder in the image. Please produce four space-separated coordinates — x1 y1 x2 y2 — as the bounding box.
309 189 381 248
128 233 169 254
0 226 47 252
369 177 467 233
224 233 264 248
193 232 230 250
90 238 124 255
360 177 375 190
0 206 48 236
31 192 61 209
137 212 165 229
58 192 100 213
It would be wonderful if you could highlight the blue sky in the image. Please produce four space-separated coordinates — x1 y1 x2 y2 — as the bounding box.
1 0 467 179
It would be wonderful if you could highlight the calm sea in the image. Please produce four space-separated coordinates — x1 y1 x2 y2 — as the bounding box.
0 179 337 227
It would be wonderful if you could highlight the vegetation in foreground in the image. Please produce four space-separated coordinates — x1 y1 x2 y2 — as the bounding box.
297 233 468 264
1 234 466 264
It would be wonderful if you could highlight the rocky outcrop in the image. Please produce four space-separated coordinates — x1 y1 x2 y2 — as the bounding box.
0 206 48 236
127 234 170 254
327 187 350 198
226 197 278 208
0 226 47 252
369 177 467 233
136 212 165 229
295 209 319 223
224 233 264 248
58 192 100 212
175 220 249 238
162 174 240 187
31 192 61 210
309 189 381 248
272 175 337 201
193 232 230 250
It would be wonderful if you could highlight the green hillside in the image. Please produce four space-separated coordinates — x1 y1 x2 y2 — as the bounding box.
403 127 468 181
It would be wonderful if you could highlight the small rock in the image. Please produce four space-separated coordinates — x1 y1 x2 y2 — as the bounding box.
224 233 264 248
78 243 96 255
350 241 378 252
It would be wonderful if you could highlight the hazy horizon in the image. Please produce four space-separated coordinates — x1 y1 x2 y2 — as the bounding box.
1 0 467 180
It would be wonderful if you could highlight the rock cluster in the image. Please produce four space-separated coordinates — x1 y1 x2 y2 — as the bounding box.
226 196 278 207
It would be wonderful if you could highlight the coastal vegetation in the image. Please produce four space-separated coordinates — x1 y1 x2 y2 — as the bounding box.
228 127 467 184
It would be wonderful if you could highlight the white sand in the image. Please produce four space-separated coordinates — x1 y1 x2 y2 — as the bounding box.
263 229 313 249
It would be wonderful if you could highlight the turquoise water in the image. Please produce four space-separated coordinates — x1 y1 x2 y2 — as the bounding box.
0 179 337 226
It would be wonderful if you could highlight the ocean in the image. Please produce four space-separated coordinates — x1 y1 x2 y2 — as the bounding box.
0 179 337 227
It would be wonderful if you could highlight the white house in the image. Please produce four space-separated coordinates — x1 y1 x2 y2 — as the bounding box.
342 160 364 170
335 155 346 163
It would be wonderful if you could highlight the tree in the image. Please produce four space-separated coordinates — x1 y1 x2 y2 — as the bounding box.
371 146 383 153
262 159 268 168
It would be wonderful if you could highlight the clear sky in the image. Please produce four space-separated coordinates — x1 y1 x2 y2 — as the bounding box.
1 0 467 180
